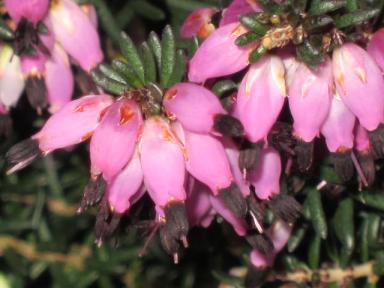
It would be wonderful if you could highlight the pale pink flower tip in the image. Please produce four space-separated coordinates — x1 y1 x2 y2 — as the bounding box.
4 0 49 24
180 7 217 39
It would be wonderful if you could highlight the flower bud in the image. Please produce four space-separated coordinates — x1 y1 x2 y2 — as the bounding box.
333 43 384 131
220 0 262 26
367 28 384 72
233 55 286 143
288 58 333 142
139 117 186 207
0 46 24 108
80 4 98 28
4 0 49 24
188 22 252 83
90 99 143 181
164 83 225 134
49 0 103 71
249 147 281 200
181 7 217 39
45 43 74 113
32 94 114 153
107 150 144 214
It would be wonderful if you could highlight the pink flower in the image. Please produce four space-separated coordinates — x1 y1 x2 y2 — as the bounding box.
288 58 333 142
333 43 384 131
4 0 49 24
164 83 225 134
49 0 103 71
107 150 144 214
90 99 143 181
180 7 217 39
233 55 286 143
367 28 384 72
44 43 74 113
249 147 281 200
80 4 98 28
355 123 371 153
188 22 252 83
220 0 262 26
321 93 356 153
32 94 114 153
139 117 187 207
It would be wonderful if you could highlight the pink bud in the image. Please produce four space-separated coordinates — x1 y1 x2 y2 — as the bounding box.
249 147 281 200
107 150 144 214
188 22 252 83
367 28 384 72
333 43 384 131
175 124 233 195
45 43 74 113
210 194 248 236
288 58 333 142
80 4 98 28
220 0 262 26
354 123 371 153
32 94 114 153
49 0 103 71
21 53 47 76
164 83 225 134
90 99 142 181
186 178 215 228
180 7 217 39
321 93 356 153
0 45 24 108
139 117 186 207
233 55 286 143
4 0 49 24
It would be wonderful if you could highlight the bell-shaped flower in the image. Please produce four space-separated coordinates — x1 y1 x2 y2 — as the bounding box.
107 150 144 214
32 94 114 153
220 0 262 26
80 4 98 28
90 99 143 181
367 28 384 72
233 55 286 143
249 147 281 200
321 93 356 153
188 22 252 83
139 117 187 207
0 45 24 108
4 0 49 24
164 83 225 134
333 43 384 131
45 43 74 113
181 7 217 39
288 58 333 142
49 0 103 71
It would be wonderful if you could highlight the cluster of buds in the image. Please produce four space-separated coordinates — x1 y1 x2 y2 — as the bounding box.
0 0 102 123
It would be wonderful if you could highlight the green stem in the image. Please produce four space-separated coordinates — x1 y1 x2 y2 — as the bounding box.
43 155 62 196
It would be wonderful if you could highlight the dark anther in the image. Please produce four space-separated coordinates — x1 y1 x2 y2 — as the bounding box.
159 225 181 263
244 264 267 288
213 114 244 137
78 175 107 214
294 139 314 172
218 182 248 219
268 122 296 155
247 196 265 233
268 194 302 223
94 199 121 247
0 113 12 138
245 233 274 255
239 140 263 172
6 139 41 174
331 151 354 182
164 202 189 246
368 124 384 159
356 151 375 187
25 76 48 113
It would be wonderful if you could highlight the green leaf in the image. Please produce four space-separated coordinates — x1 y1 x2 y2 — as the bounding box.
212 80 238 98
309 0 346 16
240 15 269 36
307 188 328 239
148 31 162 72
356 192 384 211
160 25 176 87
308 234 321 269
111 59 144 89
291 0 308 13
168 49 186 86
0 20 14 40
249 46 268 63
129 0 166 21
346 0 359 12
91 69 126 95
360 215 370 262
98 64 128 85
335 9 380 28
303 16 334 34
235 31 261 46
119 32 145 83
296 37 324 67
139 42 157 84
287 224 307 252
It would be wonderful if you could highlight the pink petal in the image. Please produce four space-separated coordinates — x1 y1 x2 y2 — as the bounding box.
4 0 49 24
